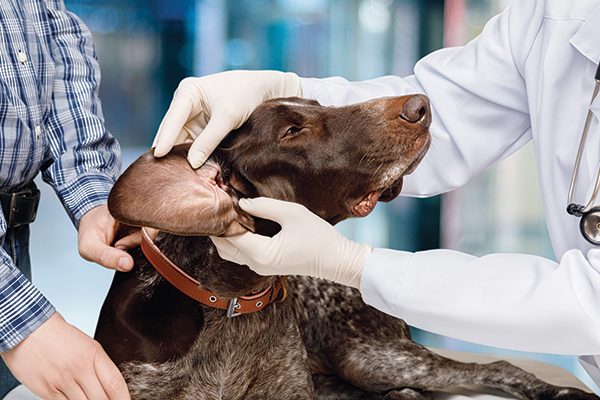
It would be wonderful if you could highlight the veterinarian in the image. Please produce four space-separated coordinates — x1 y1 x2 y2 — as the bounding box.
154 0 600 387
0 1 136 399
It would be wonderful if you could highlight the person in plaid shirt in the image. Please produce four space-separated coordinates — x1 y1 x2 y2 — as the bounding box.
0 0 138 398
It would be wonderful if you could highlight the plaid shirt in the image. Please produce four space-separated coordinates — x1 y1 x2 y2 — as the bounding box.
0 0 120 351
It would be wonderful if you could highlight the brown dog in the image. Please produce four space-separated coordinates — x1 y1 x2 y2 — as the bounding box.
97 95 597 399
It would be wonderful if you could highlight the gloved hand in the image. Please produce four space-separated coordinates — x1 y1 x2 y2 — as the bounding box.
153 70 302 168
210 198 373 289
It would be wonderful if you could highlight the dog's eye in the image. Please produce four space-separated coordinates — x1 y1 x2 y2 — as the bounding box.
283 126 301 139
285 126 300 136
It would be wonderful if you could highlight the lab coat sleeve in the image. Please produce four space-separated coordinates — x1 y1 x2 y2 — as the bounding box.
301 0 542 197
360 247 600 355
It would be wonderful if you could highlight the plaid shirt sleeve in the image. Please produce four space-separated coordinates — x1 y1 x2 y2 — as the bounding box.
41 0 121 226
0 215 55 352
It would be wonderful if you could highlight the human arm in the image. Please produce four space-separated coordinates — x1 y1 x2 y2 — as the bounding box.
360 247 600 355
213 197 600 355
0 212 129 399
41 0 120 226
41 0 139 270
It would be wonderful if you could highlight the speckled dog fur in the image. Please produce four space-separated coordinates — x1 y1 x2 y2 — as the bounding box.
97 97 599 399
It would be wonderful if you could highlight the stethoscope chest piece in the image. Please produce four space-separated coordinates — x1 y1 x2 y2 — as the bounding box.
580 207 600 245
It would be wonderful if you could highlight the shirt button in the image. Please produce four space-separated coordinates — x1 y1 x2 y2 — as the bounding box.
17 51 27 64
35 125 42 138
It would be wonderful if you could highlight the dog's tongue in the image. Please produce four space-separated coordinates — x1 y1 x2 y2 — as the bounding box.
352 191 381 217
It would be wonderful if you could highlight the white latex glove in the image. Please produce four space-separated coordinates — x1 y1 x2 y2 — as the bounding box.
153 70 302 168
211 198 373 289
2 312 130 400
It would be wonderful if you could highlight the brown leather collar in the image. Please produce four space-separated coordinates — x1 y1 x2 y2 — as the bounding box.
140 228 287 318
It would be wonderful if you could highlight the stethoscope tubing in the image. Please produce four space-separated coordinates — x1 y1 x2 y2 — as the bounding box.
567 80 600 213
567 61 600 215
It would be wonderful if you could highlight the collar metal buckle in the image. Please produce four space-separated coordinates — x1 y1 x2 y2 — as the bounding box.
226 297 241 318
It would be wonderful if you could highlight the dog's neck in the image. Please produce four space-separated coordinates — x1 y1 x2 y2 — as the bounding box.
152 232 276 299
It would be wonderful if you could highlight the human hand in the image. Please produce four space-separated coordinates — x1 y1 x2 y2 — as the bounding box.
2 312 130 400
153 70 302 168
78 204 140 272
211 198 372 288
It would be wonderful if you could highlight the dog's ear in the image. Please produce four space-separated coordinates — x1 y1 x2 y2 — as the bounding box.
108 144 254 237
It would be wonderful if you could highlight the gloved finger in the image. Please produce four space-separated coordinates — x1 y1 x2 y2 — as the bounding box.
217 231 275 258
114 230 142 251
79 235 134 272
153 115 192 148
94 345 131 399
187 114 237 168
154 95 194 158
212 235 279 276
210 236 245 264
151 119 165 148
236 197 306 224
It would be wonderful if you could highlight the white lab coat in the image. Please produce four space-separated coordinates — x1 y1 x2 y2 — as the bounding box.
301 0 600 385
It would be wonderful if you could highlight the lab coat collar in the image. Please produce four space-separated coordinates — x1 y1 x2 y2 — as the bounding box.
570 4 600 65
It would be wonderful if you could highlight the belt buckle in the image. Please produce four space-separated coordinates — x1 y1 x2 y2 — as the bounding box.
226 297 241 318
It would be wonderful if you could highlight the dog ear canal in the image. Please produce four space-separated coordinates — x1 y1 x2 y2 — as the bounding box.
108 144 255 237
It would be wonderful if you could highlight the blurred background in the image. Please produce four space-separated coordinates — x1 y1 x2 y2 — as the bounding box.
29 0 594 393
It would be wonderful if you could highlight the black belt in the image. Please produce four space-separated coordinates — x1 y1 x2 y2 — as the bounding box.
0 183 40 228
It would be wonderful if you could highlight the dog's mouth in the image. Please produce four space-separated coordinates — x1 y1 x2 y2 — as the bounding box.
378 177 404 202
351 135 430 217
351 179 403 217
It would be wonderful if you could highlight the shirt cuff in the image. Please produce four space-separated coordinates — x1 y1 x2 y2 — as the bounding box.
53 172 115 227
359 248 414 310
0 267 55 352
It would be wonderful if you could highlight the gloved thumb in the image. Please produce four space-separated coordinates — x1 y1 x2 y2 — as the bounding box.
236 197 306 224
187 114 237 168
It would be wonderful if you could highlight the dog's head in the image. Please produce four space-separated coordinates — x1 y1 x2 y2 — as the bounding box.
108 95 431 238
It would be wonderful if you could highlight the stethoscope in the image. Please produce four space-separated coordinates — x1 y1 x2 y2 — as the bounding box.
567 62 600 245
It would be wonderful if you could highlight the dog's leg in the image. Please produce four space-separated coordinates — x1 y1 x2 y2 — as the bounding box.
327 338 597 400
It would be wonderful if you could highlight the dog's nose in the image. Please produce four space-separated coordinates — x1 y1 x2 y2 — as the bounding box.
400 95 430 125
